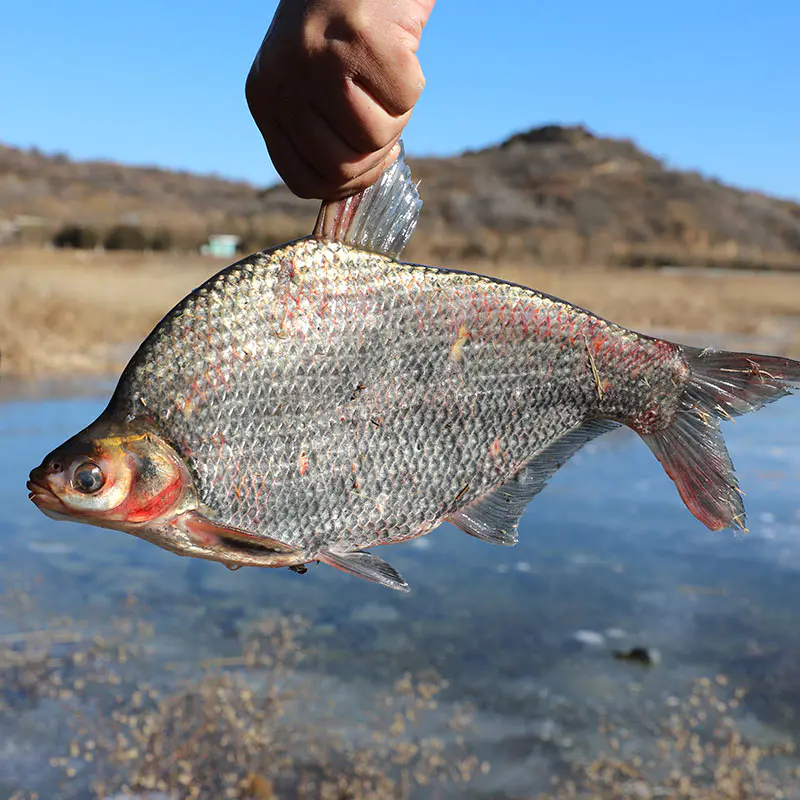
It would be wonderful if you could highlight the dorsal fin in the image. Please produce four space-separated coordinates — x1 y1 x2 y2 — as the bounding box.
312 141 422 258
448 420 619 546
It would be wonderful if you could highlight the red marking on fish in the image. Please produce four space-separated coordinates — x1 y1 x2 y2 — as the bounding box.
125 474 184 524
629 407 663 435
298 451 310 476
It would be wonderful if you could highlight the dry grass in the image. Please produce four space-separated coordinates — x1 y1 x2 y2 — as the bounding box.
0 246 215 378
2 245 799 381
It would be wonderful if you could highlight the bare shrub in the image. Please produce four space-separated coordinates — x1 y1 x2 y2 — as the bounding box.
0 603 484 800
52 224 98 250
539 676 798 799
104 224 147 251
149 227 172 251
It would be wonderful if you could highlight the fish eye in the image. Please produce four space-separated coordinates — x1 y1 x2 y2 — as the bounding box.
72 462 105 494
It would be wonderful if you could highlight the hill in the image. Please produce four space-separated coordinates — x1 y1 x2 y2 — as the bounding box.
2 125 799 268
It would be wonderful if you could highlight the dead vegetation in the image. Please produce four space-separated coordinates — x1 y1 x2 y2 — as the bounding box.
539 676 799 799
0 592 485 800
0 246 215 377
2 585 799 799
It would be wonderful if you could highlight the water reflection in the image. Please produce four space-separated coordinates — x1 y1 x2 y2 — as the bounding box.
2 387 799 798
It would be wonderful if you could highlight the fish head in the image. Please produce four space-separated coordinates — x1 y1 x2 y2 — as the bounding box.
27 418 196 534
27 417 302 567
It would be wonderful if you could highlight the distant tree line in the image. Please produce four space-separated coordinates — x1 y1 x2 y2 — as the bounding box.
52 224 173 252
49 216 312 255
38 220 800 271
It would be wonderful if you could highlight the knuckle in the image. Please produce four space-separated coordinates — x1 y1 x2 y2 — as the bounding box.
244 68 262 111
286 177 324 201
394 13 424 42
344 6 377 46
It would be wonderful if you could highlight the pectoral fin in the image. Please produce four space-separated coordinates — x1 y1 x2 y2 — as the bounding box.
316 550 410 593
177 510 298 559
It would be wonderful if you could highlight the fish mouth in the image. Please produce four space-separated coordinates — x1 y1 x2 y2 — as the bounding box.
27 479 64 512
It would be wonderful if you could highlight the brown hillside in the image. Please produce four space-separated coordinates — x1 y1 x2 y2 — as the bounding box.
2 125 799 268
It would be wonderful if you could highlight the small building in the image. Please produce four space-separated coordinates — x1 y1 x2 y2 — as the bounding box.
201 233 240 258
0 214 47 246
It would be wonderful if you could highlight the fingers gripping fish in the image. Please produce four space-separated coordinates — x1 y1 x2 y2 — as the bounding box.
28 145 800 592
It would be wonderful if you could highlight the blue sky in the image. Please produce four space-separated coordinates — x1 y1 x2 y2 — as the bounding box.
2 0 798 199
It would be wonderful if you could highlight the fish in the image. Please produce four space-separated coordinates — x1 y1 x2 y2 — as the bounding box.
27 145 800 592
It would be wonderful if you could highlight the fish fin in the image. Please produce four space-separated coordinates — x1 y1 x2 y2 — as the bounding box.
641 346 800 532
316 549 410 593
449 420 619 545
312 141 422 258
178 510 295 552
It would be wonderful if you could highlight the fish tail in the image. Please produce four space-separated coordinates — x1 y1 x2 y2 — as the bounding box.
640 346 800 532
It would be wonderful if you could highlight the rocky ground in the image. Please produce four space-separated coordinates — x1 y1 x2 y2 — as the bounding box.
4 125 800 269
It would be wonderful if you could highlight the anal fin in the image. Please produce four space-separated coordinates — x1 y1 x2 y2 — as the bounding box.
316 550 410 593
448 420 618 545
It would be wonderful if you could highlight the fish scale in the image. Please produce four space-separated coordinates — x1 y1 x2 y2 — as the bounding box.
28 145 800 591
112 238 664 552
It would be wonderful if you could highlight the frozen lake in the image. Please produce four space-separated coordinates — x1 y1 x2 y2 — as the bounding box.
2 382 800 798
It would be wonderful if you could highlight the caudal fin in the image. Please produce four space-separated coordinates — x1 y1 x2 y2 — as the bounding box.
641 346 800 532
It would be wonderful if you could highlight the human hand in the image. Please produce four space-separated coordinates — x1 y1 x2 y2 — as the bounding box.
246 0 435 200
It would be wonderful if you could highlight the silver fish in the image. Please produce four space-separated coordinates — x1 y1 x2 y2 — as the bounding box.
28 146 800 591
